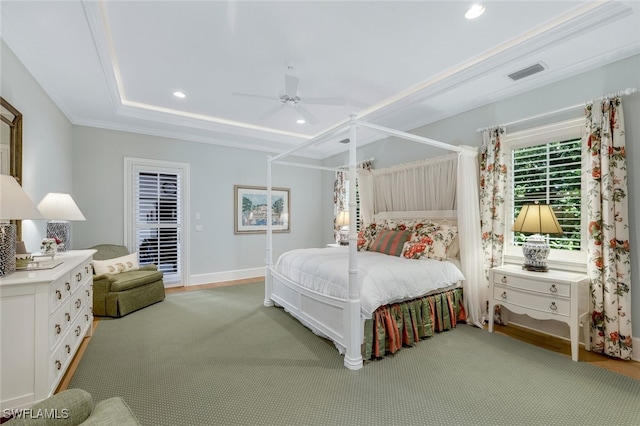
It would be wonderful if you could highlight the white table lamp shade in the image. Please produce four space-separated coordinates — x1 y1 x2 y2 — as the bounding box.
36 193 86 253
0 175 44 220
37 193 86 221
0 175 43 276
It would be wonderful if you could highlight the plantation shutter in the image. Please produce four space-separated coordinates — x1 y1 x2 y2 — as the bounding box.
512 138 582 250
134 171 181 283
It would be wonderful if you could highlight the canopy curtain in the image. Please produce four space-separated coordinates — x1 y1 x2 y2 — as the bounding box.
367 151 484 327
584 97 632 360
479 127 507 324
371 153 457 212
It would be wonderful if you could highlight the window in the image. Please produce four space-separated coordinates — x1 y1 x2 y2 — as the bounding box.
505 118 585 264
125 158 190 285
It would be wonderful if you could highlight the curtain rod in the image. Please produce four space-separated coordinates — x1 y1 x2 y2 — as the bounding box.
476 87 637 133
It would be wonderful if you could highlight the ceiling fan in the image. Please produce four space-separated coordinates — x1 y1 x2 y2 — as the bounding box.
233 66 346 124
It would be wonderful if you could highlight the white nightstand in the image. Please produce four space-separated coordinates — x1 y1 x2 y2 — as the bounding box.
488 264 590 361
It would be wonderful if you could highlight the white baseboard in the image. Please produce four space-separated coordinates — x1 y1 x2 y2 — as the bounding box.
188 267 265 286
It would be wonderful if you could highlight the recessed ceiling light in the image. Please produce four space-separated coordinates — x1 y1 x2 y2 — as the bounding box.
296 119 306 124
465 4 485 20
173 91 186 98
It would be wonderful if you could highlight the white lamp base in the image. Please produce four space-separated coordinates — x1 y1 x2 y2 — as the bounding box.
0 223 17 276
522 234 550 272
46 221 70 252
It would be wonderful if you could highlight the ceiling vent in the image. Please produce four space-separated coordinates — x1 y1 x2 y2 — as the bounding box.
508 63 546 81
339 138 350 144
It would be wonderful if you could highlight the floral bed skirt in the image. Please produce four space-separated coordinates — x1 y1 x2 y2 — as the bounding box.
363 288 466 360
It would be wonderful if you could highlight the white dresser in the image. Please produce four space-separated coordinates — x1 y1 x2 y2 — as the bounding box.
0 250 95 411
488 263 590 361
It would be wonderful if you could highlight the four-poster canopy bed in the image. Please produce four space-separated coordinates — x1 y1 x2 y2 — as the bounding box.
265 115 484 370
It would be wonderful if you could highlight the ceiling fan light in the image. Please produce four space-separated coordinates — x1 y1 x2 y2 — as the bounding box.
465 4 485 20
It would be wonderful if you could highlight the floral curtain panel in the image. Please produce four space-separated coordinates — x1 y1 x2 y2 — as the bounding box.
479 127 507 323
584 98 632 360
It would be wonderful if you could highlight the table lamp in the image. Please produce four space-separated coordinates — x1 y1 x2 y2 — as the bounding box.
0 175 44 276
512 203 563 272
336 211 350 245
36 193 86 252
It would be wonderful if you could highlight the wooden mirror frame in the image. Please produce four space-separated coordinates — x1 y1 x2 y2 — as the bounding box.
1 97 24 239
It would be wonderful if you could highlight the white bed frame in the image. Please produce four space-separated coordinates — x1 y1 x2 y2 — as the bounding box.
266 210 458 369
264 116 479 370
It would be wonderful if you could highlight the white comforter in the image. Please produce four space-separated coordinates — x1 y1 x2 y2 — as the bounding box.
274 247 465 318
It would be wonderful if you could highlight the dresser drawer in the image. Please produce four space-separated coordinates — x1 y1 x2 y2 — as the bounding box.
493 285 570 317
493 272 570 298
49 274 71 311
70 260 92 293
49 304 71 349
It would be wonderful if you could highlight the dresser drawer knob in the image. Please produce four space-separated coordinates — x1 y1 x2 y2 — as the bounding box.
65 312 71 322
549 284 558 293
75 325 82 336
55 324 61 334
501 276 507 284
85 313 89 321
75 299 82 309
55 360 62 370
85 266 90 274
86 289 91 297
550 302 557 311
56 290 62 300
76 272 82 282
65 282 71 291
501 291 507 300
65 344 71 354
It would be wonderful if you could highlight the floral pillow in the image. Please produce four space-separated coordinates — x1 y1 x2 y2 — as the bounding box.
93 253 140 275
410 224 458 260
357 223 378 251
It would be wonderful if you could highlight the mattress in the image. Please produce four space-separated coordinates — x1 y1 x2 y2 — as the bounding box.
274 247 465 318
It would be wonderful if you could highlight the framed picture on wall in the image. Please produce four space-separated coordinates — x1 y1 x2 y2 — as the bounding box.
234 185 290 234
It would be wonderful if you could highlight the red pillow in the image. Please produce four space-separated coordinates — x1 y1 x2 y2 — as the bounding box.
369 229 412 256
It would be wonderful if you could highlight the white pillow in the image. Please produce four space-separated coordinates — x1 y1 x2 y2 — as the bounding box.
93 253 139 275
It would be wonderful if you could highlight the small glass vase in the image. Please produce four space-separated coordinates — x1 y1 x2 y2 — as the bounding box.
41 238 58 255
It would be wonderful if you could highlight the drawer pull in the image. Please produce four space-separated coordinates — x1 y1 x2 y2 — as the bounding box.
85 266 90 274
65 312 71 322
75 325 82 336
549 284 558 293
550 302 557 311
85 313 89 321
55 324 61 335
65 282 71 291
56 290 62 300
86 289 91 297
501 276 507 284
65 344 71 354
75 299 82 309
76 272 82 282
501 291 507 300
55 360 62 370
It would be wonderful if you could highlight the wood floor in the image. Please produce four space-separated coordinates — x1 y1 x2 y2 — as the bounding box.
58 278 639 393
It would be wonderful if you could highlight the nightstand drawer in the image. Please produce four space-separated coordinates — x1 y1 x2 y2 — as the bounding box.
493 286 570 316
493 272 570 298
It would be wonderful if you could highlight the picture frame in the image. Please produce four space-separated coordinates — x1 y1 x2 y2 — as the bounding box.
234 185 290 234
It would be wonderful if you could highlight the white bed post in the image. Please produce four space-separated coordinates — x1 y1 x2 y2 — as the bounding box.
264 155 274 307
344 114 363 370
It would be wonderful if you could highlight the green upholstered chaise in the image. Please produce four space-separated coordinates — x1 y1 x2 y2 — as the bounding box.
6 388 140 425
90 244 165 317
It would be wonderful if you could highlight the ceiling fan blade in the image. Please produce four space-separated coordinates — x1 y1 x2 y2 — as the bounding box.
295 105 318 125
232 92 278 102
303 96 347 106
260 104 286 120
284 74 299 98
